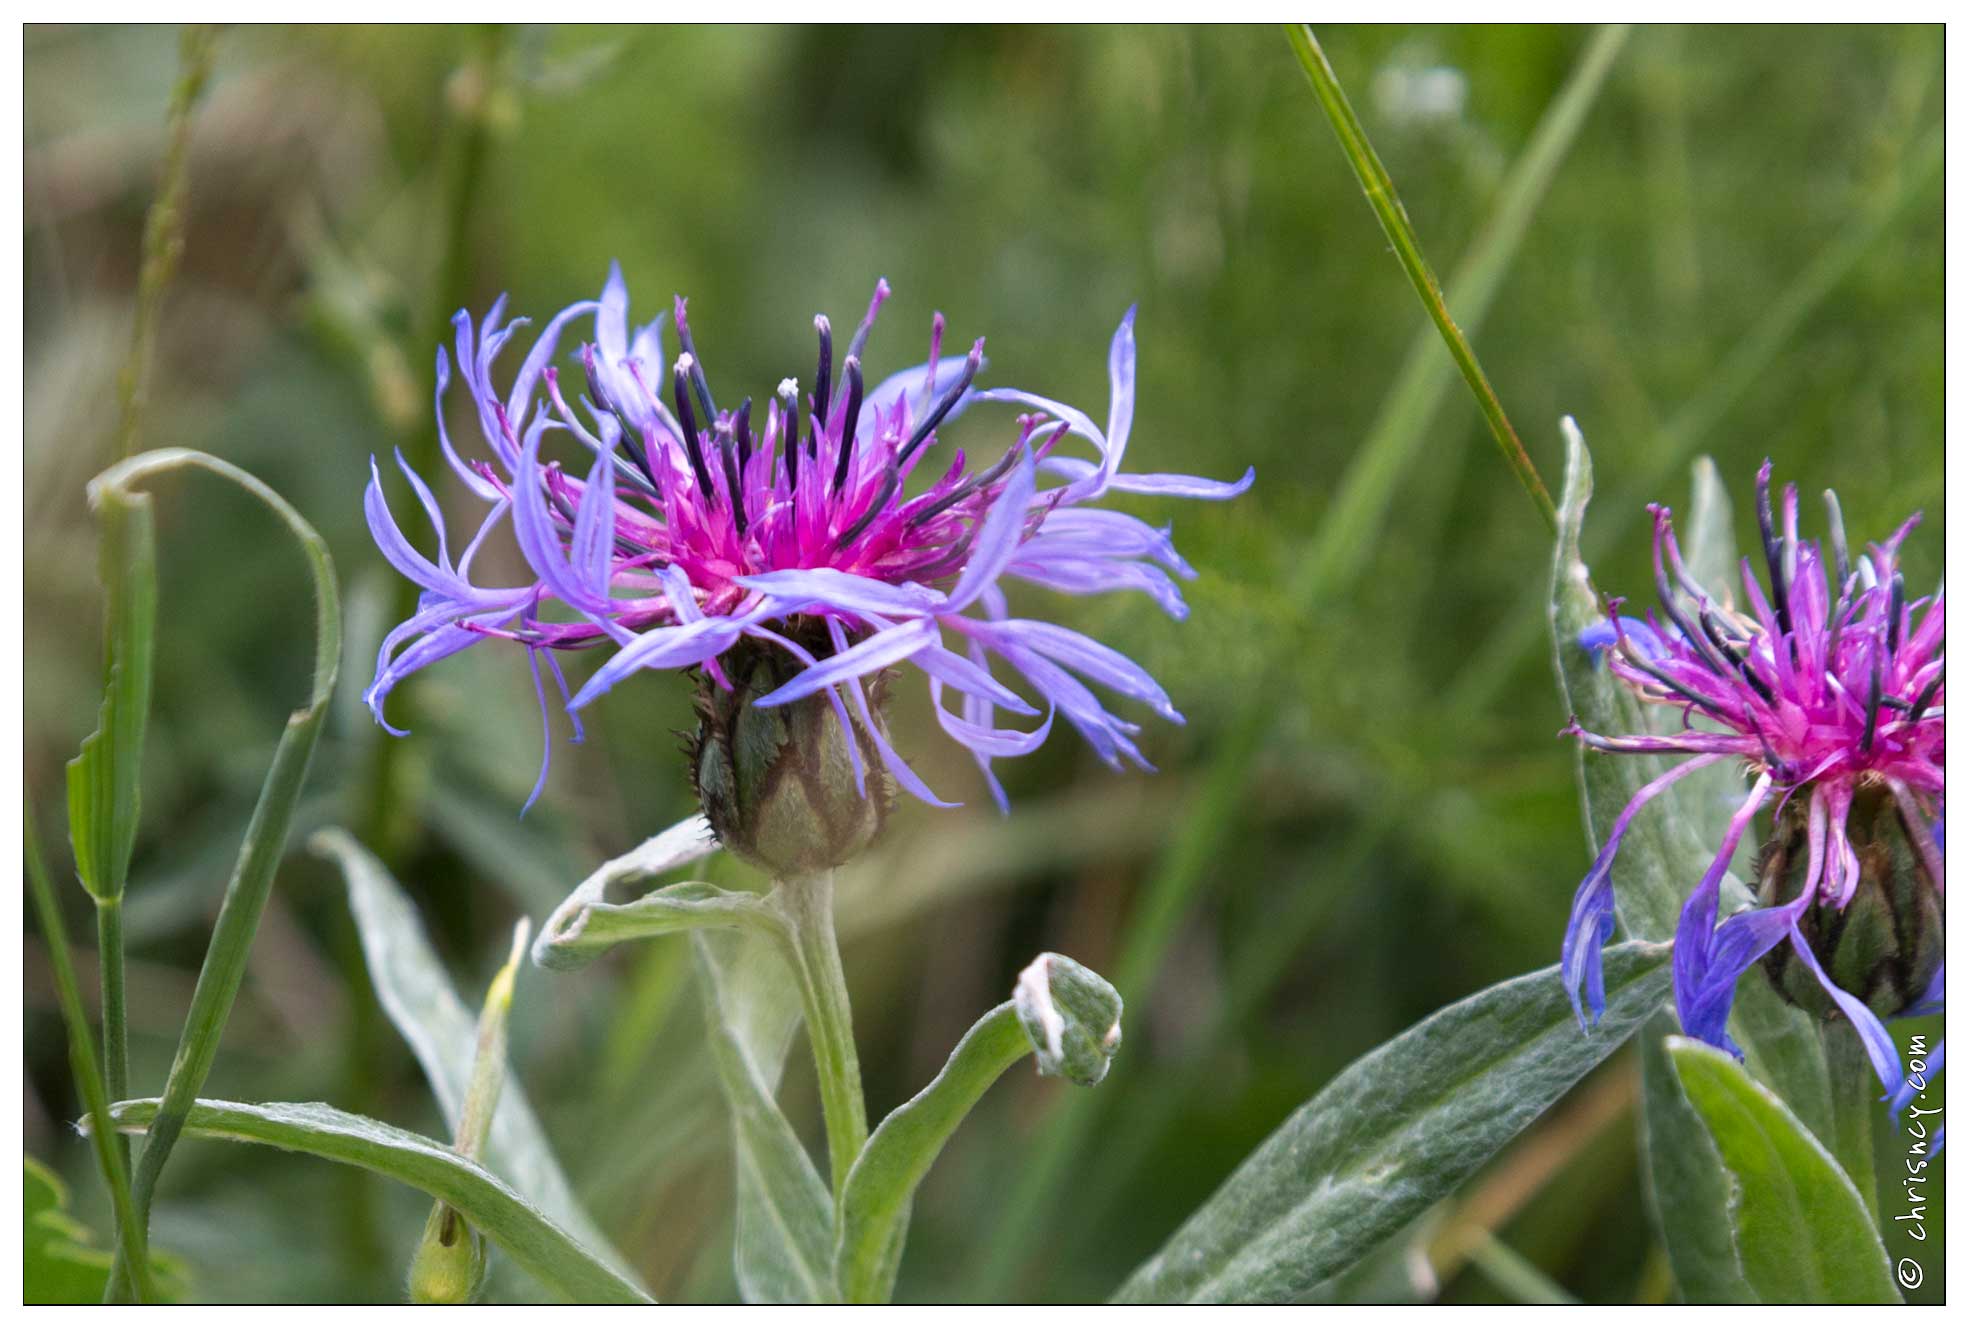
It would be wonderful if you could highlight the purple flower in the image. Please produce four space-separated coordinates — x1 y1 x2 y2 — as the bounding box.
1563 463 1943 1097
364 266 1252 814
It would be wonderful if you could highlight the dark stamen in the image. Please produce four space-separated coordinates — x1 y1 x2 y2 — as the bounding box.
1755 461 1794 637
906 429 1043 529
1699 604 1776 704
1860 656 1882 752
1652 528 1724 679
831 357 864 495
581 343 622 419
718 422 746 536
1910 665 1943 720
835 462 899 550
897 340 985 466
1621 646 1740 721
733 397 754 476
812 315 834 431
672 358 716 500
673 297 717 420
1886 572 1906 657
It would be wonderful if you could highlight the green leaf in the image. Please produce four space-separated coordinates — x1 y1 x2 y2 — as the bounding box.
310 827 641 1293
24 1157 181 1304
88 451 341 1300
65 483 156 906
26 1156 114 1305
101 1098 652 1304
1550 423 1714 942
1113 942 1671 1304
836 954 1124 1303
533 815 775 971
693 927 837 1304
1637 1012 1755 1302
1666 1038 1899 1303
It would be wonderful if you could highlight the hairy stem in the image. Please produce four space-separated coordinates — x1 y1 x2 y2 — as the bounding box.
775 871 868 1200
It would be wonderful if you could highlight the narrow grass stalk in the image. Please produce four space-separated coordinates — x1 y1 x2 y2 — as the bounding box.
966 29 1626 1297
25 809 155 1303
1439 120 1943 722
114 24 216 462
774 871 869 1200
1287 23 1568 531
95 898 129 1147
100 450 341 1300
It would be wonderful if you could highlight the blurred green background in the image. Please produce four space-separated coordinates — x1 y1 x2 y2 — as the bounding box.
23 23 1942 1304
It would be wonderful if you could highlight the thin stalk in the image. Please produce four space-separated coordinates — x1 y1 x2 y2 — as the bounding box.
114 24 216 462
774 871 868 1200
966 27 1626 1297
95 897 129 1171
25 809 154 1303
1287 23 1561 531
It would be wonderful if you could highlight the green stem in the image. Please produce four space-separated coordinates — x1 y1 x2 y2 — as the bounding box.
25 808 154 1304
774 871 868 1201
836 1003 1028 1303
95 897 130 1172
1287 22 1561 532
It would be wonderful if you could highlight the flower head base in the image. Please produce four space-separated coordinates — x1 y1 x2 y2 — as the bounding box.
363 265 1252 835
689 630 896 876
1562 462 1942 1100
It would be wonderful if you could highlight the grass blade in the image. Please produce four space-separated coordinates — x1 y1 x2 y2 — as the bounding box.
24 810 154 1303
967 29 1628 1294
64 475 159 1144
92 449 340 1297
1286 23 1583 530
102 1099 652 1304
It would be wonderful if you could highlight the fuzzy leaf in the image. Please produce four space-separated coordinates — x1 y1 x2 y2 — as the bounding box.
1666 1038 1899 1303
532 816 760 971
693 928 838 1304
100 1099 651 1304
1113 942 1670 1303
1637 1013 1756 1302
311 828 640 1293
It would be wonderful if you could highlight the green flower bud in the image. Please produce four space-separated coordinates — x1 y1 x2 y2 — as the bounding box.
1014 952 1124 1086
689 629 896 876
1756 782 1943 1020
407 1203 487 1305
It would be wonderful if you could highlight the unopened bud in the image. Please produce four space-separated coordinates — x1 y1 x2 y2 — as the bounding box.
1014 952 1124 1087
408 1203 487 1305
